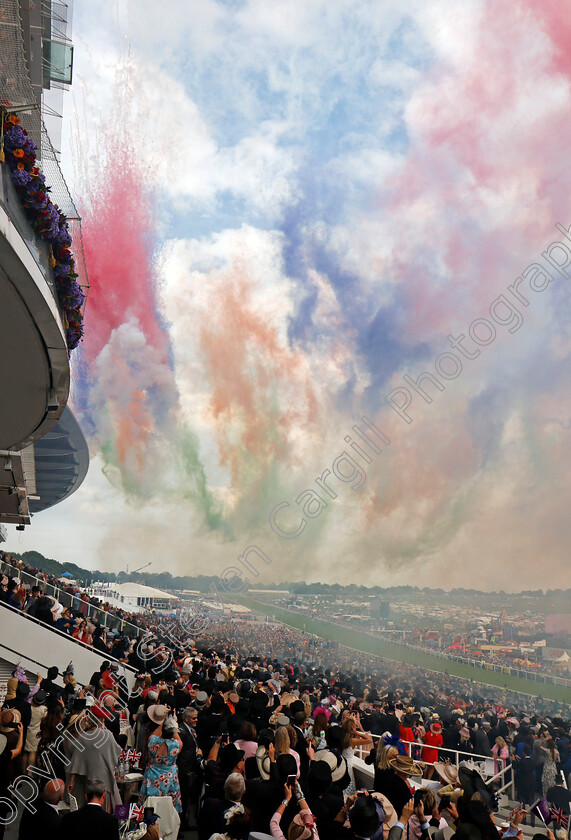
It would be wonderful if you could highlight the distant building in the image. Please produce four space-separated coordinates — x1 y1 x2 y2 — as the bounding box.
86 582 178 613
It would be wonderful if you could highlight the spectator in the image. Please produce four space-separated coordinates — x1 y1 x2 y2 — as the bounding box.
492 736 509 777
23 688 47 770
541 738 560 797
60 778 120 840
18 778 64 840
139 707 183 813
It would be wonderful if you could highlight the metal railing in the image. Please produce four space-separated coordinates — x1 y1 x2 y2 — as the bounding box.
0 597 137 677
375 635 571 689
356 734 515 798
0 558 143 638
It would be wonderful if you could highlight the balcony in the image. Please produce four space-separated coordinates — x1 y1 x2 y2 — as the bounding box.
0 161 70 452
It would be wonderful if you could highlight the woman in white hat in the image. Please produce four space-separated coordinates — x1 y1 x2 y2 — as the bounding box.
138 706 183 814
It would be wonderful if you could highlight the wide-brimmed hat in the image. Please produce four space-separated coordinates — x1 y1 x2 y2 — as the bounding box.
388 755 423 777
430 722 442 733
147 704 169 725
290 811 317 840
255 744 271 780
434 763 459 786
314 748 348 783
0 708 21 732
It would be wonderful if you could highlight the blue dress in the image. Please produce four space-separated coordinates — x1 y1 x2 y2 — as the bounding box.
139 736 182 812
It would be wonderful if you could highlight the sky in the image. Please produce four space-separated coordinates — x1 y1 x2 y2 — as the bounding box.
8 0 571 591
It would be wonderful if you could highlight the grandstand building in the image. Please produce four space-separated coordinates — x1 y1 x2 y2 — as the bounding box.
0 0 89 529
85 581 180 614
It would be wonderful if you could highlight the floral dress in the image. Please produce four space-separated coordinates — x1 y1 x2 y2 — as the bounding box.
139 736 182 812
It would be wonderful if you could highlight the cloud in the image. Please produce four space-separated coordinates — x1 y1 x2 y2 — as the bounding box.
23 0 568 591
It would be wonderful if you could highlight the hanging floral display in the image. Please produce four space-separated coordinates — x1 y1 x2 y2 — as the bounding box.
1 113 84 350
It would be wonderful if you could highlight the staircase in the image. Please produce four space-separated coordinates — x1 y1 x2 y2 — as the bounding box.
0 599 136 689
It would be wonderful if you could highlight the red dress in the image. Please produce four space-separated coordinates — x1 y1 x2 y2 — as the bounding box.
422 731 442 763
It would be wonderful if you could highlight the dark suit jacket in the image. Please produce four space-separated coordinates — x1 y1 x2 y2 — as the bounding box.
18 798 61 840
60 803 120 840
178 721 201 773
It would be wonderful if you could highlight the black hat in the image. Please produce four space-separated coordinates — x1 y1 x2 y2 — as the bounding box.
33 689 47 705
258 727 275 748
349 795 382 837
252 691 268 711
16 682 30 699
290 700 305 716
275 753 297 782
306 760 332 795
210 693 225 713
47 666 59 681
236 679 252 698
219 743 245 772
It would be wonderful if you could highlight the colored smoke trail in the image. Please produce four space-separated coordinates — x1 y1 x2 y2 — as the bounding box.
75 112 225 533
81 144 169 364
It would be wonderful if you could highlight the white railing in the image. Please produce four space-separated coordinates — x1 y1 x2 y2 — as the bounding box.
0 558 143 638
355 735 515 798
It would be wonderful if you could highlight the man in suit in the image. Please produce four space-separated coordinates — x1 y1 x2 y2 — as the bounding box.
60 779 120 840
199 772 247 839
177 706 203 830
18 778 64 840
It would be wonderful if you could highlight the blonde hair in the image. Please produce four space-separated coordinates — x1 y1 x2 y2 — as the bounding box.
300 692 312 719
495 736 507 749
274 726 291 757
377 743 398 769
341 716 356 750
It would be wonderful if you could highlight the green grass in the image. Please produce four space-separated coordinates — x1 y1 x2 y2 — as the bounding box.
238 597 571 705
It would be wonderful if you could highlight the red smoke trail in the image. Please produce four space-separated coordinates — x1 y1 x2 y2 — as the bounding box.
80 143 169 364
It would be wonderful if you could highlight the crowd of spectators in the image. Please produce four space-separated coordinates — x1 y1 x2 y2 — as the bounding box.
0 551 145 656
0 603 569 840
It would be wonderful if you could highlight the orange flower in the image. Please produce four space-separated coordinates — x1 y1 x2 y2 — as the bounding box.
17 163 24 170
13 149 24 158
31 167 39 175
8 115 20 125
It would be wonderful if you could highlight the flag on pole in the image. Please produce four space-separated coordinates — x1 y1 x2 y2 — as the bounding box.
530 798 552 825
129 804 145 822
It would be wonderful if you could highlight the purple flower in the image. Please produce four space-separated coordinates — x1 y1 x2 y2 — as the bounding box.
10 169 32 187
4 126 27 150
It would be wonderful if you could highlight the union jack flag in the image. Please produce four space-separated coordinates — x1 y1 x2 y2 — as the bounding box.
127 749 142 763
549 807 569 829
129 804 145 822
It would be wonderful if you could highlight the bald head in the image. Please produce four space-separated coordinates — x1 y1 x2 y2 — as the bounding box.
43 779 65 804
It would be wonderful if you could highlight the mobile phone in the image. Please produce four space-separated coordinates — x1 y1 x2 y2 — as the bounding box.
287 774 296 788
414 789 424 806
